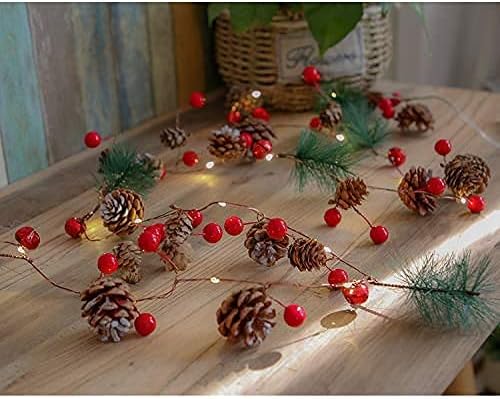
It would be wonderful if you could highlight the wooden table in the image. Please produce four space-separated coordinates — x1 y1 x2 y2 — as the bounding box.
0 82 498 394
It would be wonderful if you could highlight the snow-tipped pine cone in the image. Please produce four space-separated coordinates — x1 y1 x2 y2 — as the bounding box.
395 103 434 133
319 101 342 130
100 189 145 236
244 221 290 267
160 127 189 149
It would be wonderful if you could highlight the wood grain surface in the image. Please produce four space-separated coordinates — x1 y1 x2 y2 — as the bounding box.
0 82 498 394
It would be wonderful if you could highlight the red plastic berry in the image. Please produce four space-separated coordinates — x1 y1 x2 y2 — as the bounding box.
467 195 486 214
187 209 203 228
328 268 349 287
426 177 446 196
342 282 369 305
182 151 199 167
15 226 41 250
323 207 342 227
144 223 166 242
227 110 241 124
138 230 161 252
189 91 206 109
284 304 307 327
378 98 393 111
257 139 272 152
370 225 389 245
382 106 395 119
309 116 321 130
84 131 101 148
203 223 223 243
97 253 119 275
387 147 406 167
252 107 270 121
134 313 157 336
266 218 287 240
302 66 321 86
224 216 244 236
240 132 253 149
65 217 85 239
390 92 401 106
434 139 452 156
252 140 272 160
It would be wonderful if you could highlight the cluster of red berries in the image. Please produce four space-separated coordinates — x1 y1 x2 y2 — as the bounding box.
377 93 401 120
323 208 389 245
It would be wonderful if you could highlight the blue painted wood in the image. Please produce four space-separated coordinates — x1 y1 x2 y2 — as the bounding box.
0 3 48 182
111 3 154 129
71 3 120 138
28 3 87 163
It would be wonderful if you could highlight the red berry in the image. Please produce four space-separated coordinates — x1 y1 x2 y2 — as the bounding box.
134 313 157 336
84 131 101 148
467 195 486 214
387 147 406 167
144 223 166 242
328 268 349 287
257 139 272 152
323 207 342 227
302 66 321 86
203 223 223 243
65 217 85 239
252 140 272 160
390 92 401 106
434 139 452 156
97 253 119 275
160 166 167 180
182 151 199 167
189 91 206 109
378 98 393 111
284 304 306 327
252 107 270 121
342 282 369 305
240 132 253 149
187 209 203 228
266 218 287 240
227 110 241 125
382 106 395 119
138 230 161 252
224 216 244 236
15 226 41 250
426 177 446 196
309 116 321 130
370 225 389 245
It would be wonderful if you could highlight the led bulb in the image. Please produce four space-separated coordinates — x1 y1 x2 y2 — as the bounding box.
335 134 345 142
218 202 227 208
205 161 215 169
210 277 220 284
251 90 262 99
460 197 467 204
134 218 143 224
330 91 337 99
324 246 332 254
265 153 274 161
17 246 26 254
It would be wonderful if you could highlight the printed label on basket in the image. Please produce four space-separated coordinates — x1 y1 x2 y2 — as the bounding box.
276 25 365 83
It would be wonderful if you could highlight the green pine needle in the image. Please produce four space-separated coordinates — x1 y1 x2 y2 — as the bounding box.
289 129 354 192
96 144 157 196
398 252 498 330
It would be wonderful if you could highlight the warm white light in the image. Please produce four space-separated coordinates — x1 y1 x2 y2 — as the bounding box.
251 90 261 99
17 246 26 254
205 161 215 169
265 153 274 161
324 246 332 254
460 197 467 204
218 202 227 207
210 277 220 284
134 218 143 224
336 134 345 142
331 91 337 99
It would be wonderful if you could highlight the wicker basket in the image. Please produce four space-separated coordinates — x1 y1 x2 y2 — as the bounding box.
214 5 392 112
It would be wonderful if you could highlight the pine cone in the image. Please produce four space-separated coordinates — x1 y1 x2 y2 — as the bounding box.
244 221 289 267
288 238 327 272
395 103 434 133
329 177 368 210
100 189 145 236
225 86 263 115
235 116 276 142
444 154 490 198
164 210 193 246
160 127 188 149
81 276 139 342
136 152 164 181
216 286 276 348
208 132 245 160
161 241 194 272
113 241 143 284
320 101 343 130
398 167 437 216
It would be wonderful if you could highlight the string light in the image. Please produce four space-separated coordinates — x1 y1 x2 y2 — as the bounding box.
205 161 215 169
210 277 221 284
251 90 262 99
460 197 467 204
218 202 227 208
17 246 26 254
335 134 345 142
330 91 337 99
134 218 143 224
265 153 274 161
324 246 332 254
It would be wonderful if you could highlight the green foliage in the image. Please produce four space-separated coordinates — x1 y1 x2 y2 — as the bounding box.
399 252 498 329
291 129 354 192
303 3 363 55
97 144 157 196
484 325 500 360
